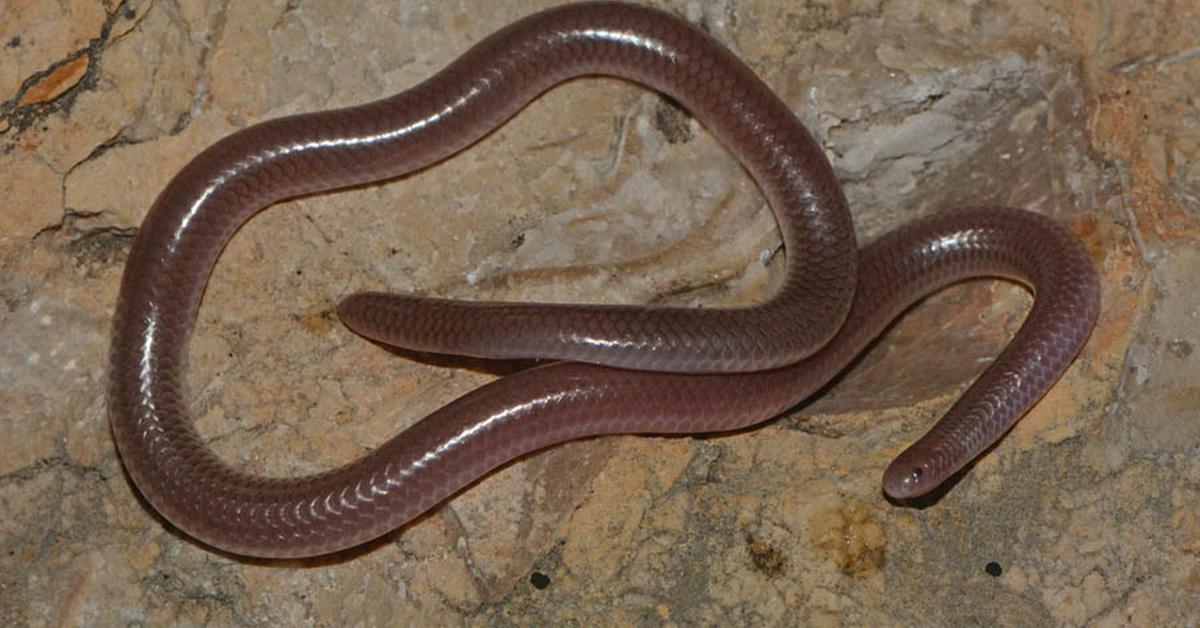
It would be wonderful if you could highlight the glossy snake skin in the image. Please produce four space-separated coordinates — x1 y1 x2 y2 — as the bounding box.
108 2 1100 558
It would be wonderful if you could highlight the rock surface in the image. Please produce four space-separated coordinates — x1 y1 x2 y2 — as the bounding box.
1 0 1197 625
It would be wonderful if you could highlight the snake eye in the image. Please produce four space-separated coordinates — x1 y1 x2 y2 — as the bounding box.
900 466 924 492
883 461 930 499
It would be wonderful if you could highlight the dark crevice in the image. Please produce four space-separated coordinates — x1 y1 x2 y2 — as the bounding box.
0 453 108 488
33 209 138 270
33 208 107 239
0 1 140 139
63 129 133 180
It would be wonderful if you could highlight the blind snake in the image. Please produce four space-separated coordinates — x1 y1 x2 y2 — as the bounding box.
108 1 1101 558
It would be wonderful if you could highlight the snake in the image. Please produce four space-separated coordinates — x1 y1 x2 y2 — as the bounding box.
108 1 1101 558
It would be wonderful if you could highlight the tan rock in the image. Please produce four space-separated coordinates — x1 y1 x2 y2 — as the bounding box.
2 0 1198 624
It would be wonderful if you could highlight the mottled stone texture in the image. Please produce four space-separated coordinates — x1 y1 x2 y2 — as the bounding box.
1 0 1196 625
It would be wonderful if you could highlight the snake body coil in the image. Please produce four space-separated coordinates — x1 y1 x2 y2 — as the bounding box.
109 2 1100 558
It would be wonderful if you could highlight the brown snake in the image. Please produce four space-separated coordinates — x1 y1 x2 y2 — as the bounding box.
108 2 1101 558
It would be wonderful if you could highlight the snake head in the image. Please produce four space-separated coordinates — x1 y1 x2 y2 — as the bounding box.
882 451 942 500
